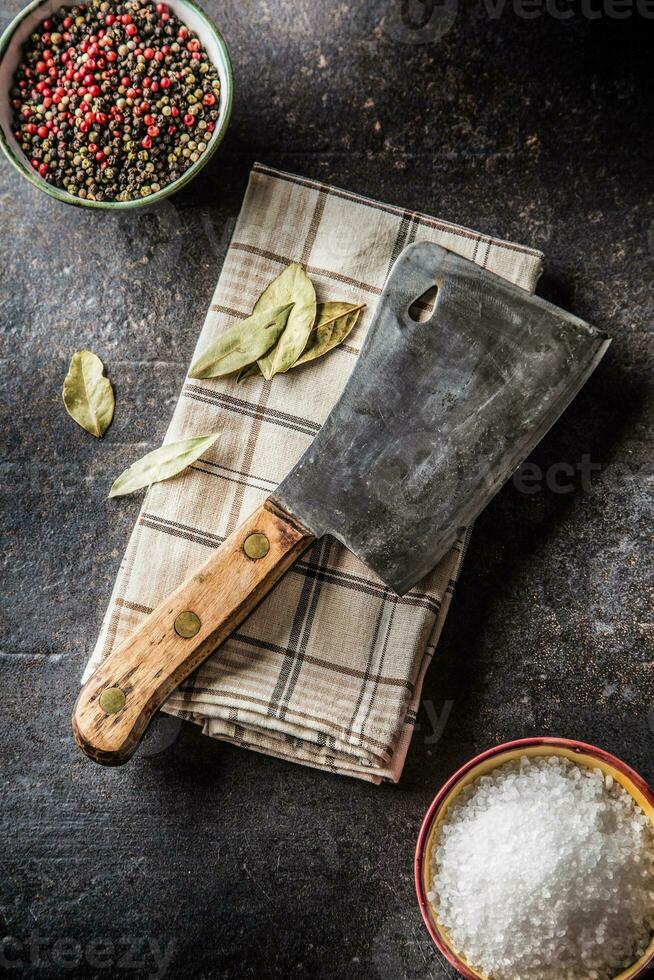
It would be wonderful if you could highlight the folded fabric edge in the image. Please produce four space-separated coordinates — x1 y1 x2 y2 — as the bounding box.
252 161 546 267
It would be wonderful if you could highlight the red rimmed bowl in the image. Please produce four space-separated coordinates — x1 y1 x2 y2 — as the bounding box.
415 737 654 980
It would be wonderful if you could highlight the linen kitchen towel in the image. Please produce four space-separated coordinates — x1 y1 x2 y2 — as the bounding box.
83 164 544 782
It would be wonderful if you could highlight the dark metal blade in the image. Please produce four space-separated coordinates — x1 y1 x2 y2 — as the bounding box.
271 242 610 595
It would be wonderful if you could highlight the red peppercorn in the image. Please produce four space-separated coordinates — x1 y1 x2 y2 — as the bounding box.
42 19 52 30
88 142 98 153
126 88 137 100
106 50 117 62
167 124 176 135
160 77 171 89
143 114 154 125
150 81 159 93
156 3 169 12
95 150 105 162
183 113 194 127
142 77 151 89
206 121 215 132
26 123 37 134
37 125 48 138
143 48 155 60
203 92 215 106
147 124 160 137
187 39 201 52
38 163 49 177
96 112 108 125
155 50 164 62
63 16 73 28
36 61 47 74
22 106 33 118
126 24 138 36
121 14 132 24
170 105 179 117
141 135 152 149
105 14 115 25
80 120 91 133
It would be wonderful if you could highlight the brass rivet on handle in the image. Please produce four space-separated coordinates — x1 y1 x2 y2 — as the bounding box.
243 532 270 560
99 687 126 715
174 611 202 638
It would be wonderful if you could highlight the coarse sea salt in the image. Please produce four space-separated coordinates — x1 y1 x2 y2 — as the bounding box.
427 755 654 980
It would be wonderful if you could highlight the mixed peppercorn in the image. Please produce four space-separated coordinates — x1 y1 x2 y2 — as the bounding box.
10 0 222 202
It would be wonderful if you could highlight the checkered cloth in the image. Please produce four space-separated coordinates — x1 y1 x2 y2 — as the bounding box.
83 164 543 782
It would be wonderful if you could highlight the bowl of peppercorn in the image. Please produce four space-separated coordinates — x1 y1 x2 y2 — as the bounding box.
0 0 233 207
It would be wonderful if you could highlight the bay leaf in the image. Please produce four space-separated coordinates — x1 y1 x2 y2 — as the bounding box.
62 350 115 438
109 433 220 498
236 362 262 383
292 302 365 368
255 263 317 379
188 303 294 379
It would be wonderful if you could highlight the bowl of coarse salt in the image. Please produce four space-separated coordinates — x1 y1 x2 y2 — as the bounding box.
415 737 654 980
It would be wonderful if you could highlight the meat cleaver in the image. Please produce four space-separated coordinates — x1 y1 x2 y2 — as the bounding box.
73 241 610 765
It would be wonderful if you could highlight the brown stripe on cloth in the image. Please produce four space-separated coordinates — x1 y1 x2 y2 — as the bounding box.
230 242 384 297
252 163 544 261
182 384 321 437
83 164 544 783
139 510 441 613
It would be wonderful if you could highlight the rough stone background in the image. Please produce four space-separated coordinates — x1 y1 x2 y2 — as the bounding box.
1 2 652 978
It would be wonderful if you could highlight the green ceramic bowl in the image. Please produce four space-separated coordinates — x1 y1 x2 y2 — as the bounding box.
0 0 233 209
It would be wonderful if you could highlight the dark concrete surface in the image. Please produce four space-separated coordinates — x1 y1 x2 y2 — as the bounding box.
1 2 653 978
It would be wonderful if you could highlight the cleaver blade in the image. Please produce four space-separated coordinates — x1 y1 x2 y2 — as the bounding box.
273 241 611 594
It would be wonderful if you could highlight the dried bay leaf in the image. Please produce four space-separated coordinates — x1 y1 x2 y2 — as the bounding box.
292 302 365 368
62 350 115 438
188 303 294 380
255 263 317 380
236 362 262 383
109 433 220 498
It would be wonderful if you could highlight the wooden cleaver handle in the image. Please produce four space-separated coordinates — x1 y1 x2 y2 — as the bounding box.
72 499 315 766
